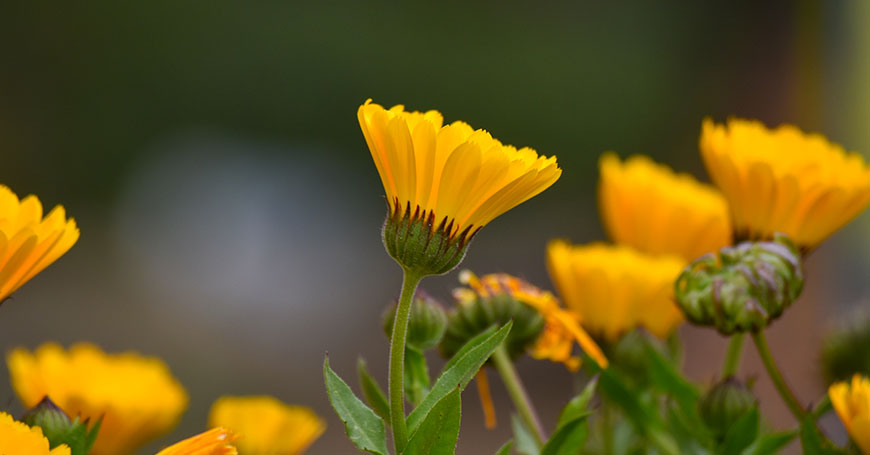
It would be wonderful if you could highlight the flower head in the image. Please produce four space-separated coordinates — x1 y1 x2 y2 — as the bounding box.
7 342 188 455
156 428 241 455
700 118 870 251
208 396 325 455
829 375 870 454
598 152 731 262
0 185 79 303
547 240 685 342
0 411 70 455
359 100 561 275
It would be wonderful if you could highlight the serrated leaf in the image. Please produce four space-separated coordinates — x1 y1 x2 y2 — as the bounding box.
496 440 514 455
358 358 391 424
541 416 588 455
720 407 759 455
512 414 540 455
407 321 512 433
403 388 461 455
556 375 597 430
405 347 431 407
743 431 797 455
324 356 388 455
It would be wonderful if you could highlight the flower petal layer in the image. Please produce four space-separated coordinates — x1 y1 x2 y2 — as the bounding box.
0 411 71 455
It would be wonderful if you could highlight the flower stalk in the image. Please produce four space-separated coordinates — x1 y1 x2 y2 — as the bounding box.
751 331 806 420
721 334 744 378
491 344 545 448
387 269 425 454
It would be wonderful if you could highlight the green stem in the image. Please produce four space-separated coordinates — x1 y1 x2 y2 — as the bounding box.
721 334 745 378
388 269 424 454
492 344 546 448
751 331 807 420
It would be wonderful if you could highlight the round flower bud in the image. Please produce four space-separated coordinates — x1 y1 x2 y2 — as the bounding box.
699 377 757 439
23 397 100 455
821 309 870 383
439 273 546 361
674 233 803 334
383 291 448 351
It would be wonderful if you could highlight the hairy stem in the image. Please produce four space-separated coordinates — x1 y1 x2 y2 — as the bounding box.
388 270 424 454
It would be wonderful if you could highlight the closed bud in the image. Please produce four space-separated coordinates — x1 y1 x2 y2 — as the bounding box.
383 291 448 351
699 377 757 439
675 233 803 334
23 397 101 455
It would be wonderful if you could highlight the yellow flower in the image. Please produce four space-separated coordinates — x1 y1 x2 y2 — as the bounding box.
547 240 685 342
358 100 561 275
208 396 325 455
829 375 870 454
598 152 731 262
700 118 870 251
7 342 188 455
0 411 70 455
156 428 241 455
458 272 608 369
0 185 79 303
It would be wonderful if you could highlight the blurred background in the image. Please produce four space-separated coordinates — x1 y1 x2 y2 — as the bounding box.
1 2 869 453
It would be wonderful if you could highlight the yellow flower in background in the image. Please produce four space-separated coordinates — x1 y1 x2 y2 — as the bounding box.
0 185 79 303
700 118 870 251
547 240 685 342
830 375 870 454
156 428 241 455
209 396 325 455
598 152 731 262
7 343 188 455
0 411 70 455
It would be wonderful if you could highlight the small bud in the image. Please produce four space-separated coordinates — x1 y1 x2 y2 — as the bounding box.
821 309 870 383
383 291 448 351
674 233 803 334
699 377 757 439
23 397 101 455
609 329 675 387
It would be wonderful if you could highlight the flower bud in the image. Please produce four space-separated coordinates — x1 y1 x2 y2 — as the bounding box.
383 291 448 351
699 377 757 439
23 397 101 455
821 308 870 383
674 233 803 334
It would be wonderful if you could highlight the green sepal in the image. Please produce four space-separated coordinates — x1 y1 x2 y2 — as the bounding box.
405 347 431 407
402 388 461 455
22 397 101 455
357 357 391 424
406 321 512 433
324 356 388 455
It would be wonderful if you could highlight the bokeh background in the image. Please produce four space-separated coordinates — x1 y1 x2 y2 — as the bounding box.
2 2 869 453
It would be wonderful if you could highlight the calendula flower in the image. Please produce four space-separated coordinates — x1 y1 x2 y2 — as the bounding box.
0 411 70 455
156 428 241 455
829 375 870 454
700 118 870 251
208 396 325 455
0 185 79 304
359 99 561 275
7 342 188 455
598 152 731 262
547 240 685 342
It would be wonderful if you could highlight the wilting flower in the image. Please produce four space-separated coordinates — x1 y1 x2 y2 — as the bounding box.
0 185 79 304
700 118 870 251
547 240 685 342
156 428 241 455
359 100 561 275
598 152 731 262
829 375 870 454
7 342 188 455
0 411 70 455
209 396 325 455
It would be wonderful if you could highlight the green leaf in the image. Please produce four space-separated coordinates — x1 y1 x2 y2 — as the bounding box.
324 356 388 455
541 417 588 455
643 340 699 415
406 347 431 407
800 416 847 455
743 431 797 455
442 325 498 372
407 321 513 433
555 375 597 430
357 358 391 424
496 440 514 455
511 414 540 455
402 388 461 455
719 407 759 455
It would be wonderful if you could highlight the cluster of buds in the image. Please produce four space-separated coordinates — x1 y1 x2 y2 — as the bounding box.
674 233 803 334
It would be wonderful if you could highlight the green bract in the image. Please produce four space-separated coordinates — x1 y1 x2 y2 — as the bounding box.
382 203 476 276
22 397 101 455
674 233 803 334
